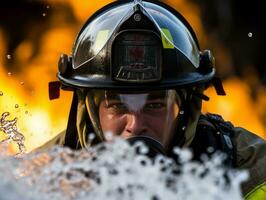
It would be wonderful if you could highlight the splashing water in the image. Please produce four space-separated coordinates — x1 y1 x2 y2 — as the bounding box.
0 137 248 200
0 112 26 155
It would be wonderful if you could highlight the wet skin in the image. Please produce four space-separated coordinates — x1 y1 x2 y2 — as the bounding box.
98 91 179 147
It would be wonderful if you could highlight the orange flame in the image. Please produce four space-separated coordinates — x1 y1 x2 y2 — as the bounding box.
203 78 266 138
0 0 265 154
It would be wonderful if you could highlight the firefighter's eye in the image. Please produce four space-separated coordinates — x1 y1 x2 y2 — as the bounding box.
110 103 126 109
106 102 128 113
145 102 165 109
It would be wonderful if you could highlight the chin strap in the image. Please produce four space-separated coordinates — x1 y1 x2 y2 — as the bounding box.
166 90 191 158
211 77 226 96
190 77 226 102
64 91 80 149
64 90 97 149
166 83 220 161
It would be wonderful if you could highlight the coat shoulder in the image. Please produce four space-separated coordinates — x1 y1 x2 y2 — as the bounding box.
233 127 266 196
32 130 66 152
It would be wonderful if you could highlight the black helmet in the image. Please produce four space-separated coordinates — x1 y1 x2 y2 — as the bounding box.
57 0 216 91
50 0 225 153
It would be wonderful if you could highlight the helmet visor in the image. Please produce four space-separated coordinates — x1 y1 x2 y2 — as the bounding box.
72 1 200 69
72 2 134 69
85 89 179 147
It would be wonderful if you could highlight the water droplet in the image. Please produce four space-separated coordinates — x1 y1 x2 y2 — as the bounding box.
173 147 192 163
179 110 184 115
20 81 24 85
6 54 12 59
15 104 19 109
139 144 149 154
88 133 95 141
7 72 12 76
105 131 113 141
0 91 3 96
46 5 50 9
248 32 253 37
207 146 214 153
42 13 46 17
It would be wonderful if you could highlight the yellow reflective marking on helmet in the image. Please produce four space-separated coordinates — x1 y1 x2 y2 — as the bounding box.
161 28 175 49
245 181 266 200
93 30 110 52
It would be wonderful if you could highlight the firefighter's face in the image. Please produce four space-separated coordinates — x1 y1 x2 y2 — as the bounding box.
97 90 179 147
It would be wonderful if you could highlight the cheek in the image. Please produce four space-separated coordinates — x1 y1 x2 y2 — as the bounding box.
144 114 167 140
99 107 126 135
162 103 179 144
145 105 178 143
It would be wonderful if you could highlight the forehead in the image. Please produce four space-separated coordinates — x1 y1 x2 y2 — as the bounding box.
105 90 168 100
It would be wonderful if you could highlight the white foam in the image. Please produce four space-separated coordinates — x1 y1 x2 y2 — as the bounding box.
0 137 248 200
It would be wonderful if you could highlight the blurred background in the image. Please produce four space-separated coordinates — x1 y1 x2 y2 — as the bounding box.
0 0 265 153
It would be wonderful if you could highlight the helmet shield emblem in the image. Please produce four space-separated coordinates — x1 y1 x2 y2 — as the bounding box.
58 0 216 90
72 1 200 70
112 31 162 83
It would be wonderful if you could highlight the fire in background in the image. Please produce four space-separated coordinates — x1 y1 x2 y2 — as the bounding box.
0 0 265 153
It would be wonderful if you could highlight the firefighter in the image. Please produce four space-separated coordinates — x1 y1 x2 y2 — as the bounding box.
47 0 266 199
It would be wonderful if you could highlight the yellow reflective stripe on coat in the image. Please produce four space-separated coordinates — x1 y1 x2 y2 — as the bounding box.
93 30 110 52
245 181 266 200
161 28 175 49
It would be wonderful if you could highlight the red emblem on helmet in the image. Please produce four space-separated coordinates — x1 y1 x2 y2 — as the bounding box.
129 47 144 61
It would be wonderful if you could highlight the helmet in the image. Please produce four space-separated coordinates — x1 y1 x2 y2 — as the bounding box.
57 0 215 90
51 0 225 154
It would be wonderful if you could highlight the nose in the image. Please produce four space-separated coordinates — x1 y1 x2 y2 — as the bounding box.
125 113 148 136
